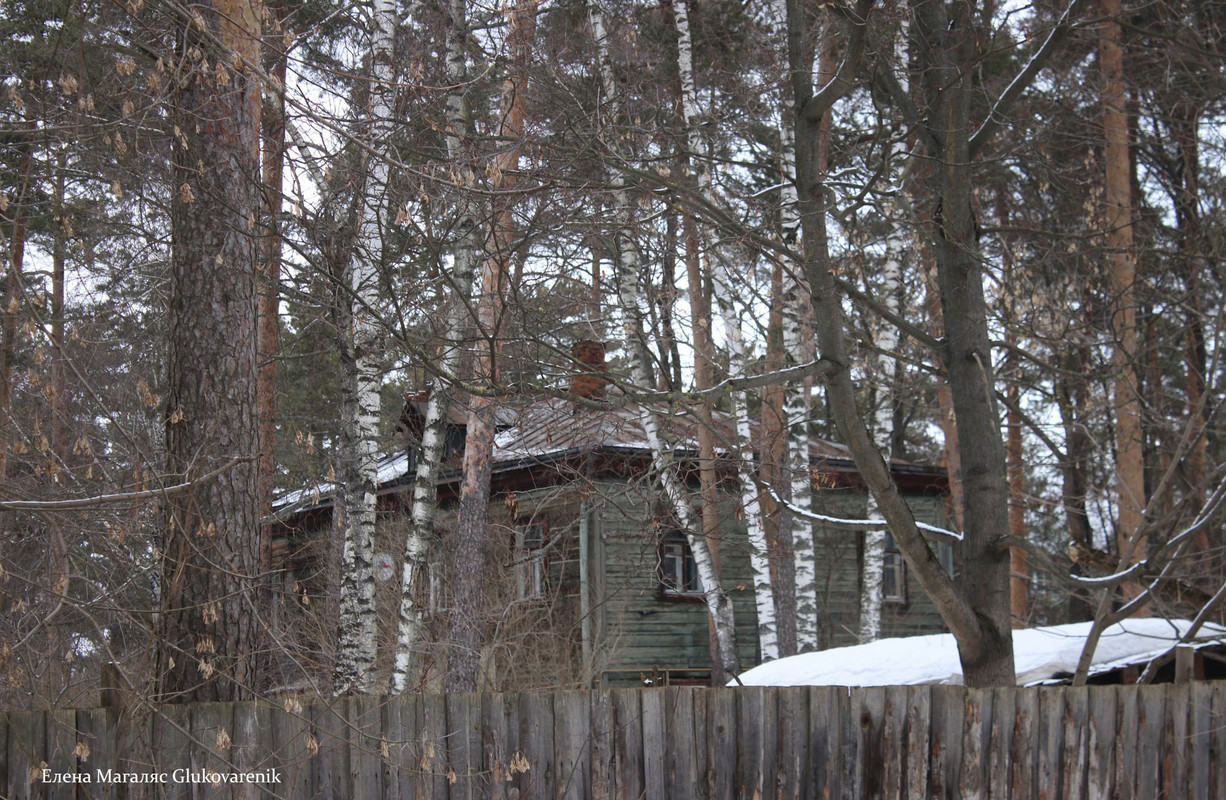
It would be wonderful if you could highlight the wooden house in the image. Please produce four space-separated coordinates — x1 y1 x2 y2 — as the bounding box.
268 351 950 691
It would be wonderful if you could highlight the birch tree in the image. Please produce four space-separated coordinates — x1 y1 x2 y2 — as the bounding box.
332 0 397 694
590 0 741 675
766 0 819 654
672 0 777 662
389 0 482 694
858 5 909 644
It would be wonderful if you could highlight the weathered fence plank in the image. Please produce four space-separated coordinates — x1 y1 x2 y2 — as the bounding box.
1134 682 1165 798
903 685 931 800
555 690 591 800
154 701 192 800
7 710 43 800
929 685 964 800
705 689 735 800
1211 682 1226 798
589 691 615 800
348 695 382 800
851 687 884 800
519 690 555 800
958 687 990 798
611 688 642 799
478 690 510 800
1009 687 1037 799
985 686 1013 800
1036 687 1064 799
1189 682 1212 800
1086 684 1116 800
1164 682 1189 799
75 707 115 800
446 692 479 800
1113 685 1138 800
662 687 695 800
271 697 313 800
0 683 1223 800
735 687 762 800
807 686 837 800
775 685 807 800
1061 687 1089 800
640 688 665 800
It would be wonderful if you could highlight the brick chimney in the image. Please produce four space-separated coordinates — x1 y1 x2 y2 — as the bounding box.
569 340 608 399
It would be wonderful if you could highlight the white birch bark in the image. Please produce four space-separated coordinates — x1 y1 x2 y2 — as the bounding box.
858 9 908 644
591 1 740 675
672 0 777 662
388 0 480 694
765 0 820 653
334 0 397 694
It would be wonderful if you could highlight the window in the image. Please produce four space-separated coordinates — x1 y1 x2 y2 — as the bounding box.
882 531 906 605
515 523 546 600
878 532 955 606
660 532 704 597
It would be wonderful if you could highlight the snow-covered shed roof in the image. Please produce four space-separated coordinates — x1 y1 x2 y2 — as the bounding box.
732 619 1226 687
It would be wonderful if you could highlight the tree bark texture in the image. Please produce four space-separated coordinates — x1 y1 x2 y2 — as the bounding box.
907 0 1015 684
160 0 263 702
333 0 398 695
1100 0 1147 602
444 0 537 693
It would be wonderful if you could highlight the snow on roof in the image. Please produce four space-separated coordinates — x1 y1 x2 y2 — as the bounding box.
272 396 935 514
732 619 1226 687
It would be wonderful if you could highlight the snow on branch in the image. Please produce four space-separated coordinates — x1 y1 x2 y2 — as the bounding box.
767 488 963 542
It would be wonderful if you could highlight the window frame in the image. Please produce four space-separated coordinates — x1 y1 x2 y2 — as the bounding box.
659 531 705 599
514 522 547 601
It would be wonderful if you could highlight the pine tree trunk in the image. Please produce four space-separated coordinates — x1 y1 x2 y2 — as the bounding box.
444 0 537 693
1100 0 1147 601
159 0 263 702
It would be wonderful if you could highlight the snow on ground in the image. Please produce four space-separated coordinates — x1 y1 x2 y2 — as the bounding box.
732 619 1226 687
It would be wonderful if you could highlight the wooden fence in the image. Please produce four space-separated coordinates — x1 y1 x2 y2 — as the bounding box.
2 683 1224 799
